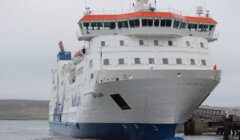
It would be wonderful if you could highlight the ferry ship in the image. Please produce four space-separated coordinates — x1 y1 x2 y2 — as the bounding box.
49 0 221 139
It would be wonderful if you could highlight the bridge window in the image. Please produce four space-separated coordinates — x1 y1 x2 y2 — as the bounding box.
103 59 110 65
209 25 215 31
180 22 187 29
134 58 141 64
142 19 153 27
162 58 169 64
118 58 124 65
188 23 198 31
148 58 155 64
173 20 180 29
142 19 147 27
83 22 90 30
79 23 83 29
89 23 96 30
198 24 209 32
190 59 195 65
97 22 103 29
129 19 140 28
104 22 116 30
118 21 128 29
201 59 207 66
90 22 96 30
161 19 172 27
91 22 103 30
154 19 160 27
176 58 182 65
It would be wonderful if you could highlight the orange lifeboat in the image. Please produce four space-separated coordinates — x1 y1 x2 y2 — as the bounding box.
74 50 82 57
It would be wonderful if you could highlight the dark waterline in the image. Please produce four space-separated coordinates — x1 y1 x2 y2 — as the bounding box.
0 120 225 140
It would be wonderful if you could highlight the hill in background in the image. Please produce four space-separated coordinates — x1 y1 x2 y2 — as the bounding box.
0 100 49 120
0 100 239 120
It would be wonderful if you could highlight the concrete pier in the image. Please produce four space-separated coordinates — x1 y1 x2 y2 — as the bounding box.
184 117 207 135
184 114 240 140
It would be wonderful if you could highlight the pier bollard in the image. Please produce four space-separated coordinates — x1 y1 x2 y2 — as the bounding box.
223 132 229 140
232 129 235 137
223 119 231 140
235 129 238 137
221 128 224 135
223 133 229 140
219 128 224 135
217 128 221 135
239 131 240 140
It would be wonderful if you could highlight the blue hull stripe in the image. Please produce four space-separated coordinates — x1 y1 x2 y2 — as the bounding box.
49 122 183 140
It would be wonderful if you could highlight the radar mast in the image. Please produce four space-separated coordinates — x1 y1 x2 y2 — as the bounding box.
134 0 151 12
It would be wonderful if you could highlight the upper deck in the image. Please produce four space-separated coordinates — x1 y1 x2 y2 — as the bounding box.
77 11 218 42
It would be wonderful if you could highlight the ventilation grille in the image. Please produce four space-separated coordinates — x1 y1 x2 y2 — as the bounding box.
110 94 131 110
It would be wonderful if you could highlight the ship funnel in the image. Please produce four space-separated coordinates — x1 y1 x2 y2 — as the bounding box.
57 41 71 61
58 41 65 53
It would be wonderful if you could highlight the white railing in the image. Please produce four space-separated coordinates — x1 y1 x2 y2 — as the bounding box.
89 9 133 15
212 31 220 39
208 31 219 42
86 7 207 18
76 29 83 39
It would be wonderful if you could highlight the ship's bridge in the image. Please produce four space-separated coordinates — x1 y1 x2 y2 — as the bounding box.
77 11 218 42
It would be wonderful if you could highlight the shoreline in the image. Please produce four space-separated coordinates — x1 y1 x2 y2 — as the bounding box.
0 119 48 121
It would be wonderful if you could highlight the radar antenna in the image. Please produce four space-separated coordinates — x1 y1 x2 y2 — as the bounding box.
196 6 203 16
134 0 151 12
83 0 91 15
84 7 92 15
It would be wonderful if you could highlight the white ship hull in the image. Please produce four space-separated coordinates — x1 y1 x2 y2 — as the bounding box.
50 70 220 140
50 3 220 139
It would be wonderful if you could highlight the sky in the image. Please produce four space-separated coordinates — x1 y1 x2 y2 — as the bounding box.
0 0 239 107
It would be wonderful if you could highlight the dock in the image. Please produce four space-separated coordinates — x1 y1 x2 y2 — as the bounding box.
184 106 240 140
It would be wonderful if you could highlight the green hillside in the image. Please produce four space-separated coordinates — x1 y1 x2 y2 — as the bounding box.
0 100 49 120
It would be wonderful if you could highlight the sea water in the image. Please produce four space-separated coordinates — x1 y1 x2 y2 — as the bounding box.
0 120 229 140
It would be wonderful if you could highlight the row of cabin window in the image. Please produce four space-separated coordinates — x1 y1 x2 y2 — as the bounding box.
101 40 207 48
77 59 93 75
81 19 215 32
76 59 93 76
103 58 207 66
186 41 207 48
76 66 94 80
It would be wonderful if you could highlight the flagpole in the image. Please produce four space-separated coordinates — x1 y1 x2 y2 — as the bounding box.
85 0 87 9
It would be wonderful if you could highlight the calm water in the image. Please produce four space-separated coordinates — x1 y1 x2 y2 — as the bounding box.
0 120 226 140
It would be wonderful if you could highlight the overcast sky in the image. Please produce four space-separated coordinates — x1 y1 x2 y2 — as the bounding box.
0 0 239 107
